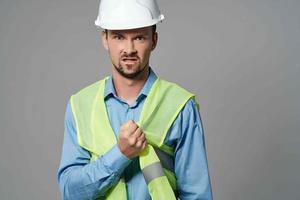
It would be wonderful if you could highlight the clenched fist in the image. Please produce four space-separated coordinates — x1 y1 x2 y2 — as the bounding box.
118 120 147 159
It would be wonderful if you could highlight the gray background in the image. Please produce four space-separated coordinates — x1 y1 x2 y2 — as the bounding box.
0 0 299 199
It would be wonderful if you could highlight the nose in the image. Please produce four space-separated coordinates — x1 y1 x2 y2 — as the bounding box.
123 39 137 55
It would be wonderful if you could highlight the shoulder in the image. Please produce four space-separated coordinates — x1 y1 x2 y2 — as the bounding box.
180 98 200 124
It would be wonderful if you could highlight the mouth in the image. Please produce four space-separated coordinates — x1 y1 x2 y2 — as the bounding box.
121 57 138 64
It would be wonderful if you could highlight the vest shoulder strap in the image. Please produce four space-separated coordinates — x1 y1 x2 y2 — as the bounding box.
137 78 196 151
70 77 109 153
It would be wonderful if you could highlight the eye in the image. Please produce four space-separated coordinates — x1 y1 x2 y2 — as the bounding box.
113 35 124 40
135 36 145 41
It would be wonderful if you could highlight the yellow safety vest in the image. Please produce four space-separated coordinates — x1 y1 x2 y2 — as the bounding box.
70 77 197 199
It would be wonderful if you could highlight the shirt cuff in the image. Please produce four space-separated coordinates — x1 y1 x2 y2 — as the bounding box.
101 145 132 175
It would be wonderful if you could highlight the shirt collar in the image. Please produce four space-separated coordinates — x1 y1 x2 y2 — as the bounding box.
104 67 157 100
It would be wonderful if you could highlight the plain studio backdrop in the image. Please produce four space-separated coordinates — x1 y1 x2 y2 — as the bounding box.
0 0 299 199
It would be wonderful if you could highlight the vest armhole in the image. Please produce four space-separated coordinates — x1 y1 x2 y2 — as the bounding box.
70 95 83 147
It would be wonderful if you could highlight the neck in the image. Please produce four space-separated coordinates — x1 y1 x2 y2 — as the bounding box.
112 66 150 105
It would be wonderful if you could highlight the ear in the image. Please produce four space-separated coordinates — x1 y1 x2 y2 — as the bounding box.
151 32 158 51
101 31 109 50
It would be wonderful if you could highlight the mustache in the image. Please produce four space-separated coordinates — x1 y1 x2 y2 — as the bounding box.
121 52 139 59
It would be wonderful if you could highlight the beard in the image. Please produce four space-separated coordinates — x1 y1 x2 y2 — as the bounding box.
113 62 148 79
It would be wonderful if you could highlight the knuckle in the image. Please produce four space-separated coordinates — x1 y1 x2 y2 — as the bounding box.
138 134 145 142
127 121 135 130
136 141 142 148
125 123 130 130
125 120 132 127
128 138 136 146
132 123 138 130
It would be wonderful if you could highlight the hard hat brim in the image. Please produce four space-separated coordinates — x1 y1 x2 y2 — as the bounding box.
95 14 164 30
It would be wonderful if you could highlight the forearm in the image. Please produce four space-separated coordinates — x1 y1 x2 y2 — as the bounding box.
58 102 131 199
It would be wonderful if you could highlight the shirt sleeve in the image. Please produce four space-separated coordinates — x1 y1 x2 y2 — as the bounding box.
57 101 132 200
167 99 213 200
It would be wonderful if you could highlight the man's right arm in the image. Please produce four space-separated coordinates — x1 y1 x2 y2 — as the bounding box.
57 102 131 200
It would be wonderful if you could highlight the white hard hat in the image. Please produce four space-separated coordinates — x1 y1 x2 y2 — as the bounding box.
95 0 165 30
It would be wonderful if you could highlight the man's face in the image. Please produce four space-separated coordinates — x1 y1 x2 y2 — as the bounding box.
102 26 157 79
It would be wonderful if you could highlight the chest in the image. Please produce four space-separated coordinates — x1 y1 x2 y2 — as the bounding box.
105 96 146 138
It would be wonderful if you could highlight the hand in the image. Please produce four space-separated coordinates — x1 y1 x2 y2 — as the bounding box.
118 120 147 159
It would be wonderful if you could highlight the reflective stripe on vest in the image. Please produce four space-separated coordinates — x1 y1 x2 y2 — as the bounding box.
71 76 196 199
143 162 164 184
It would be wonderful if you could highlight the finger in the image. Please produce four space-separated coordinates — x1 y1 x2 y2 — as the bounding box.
137 132 145 142
123 120 133 129
126 120 138 135
135 139 143 148
128 137 137 147
121 120 137 137
130 132 144 148
141 140 147 150
132 127 143 139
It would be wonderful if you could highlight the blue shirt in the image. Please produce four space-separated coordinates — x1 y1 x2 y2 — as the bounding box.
57 69 213 200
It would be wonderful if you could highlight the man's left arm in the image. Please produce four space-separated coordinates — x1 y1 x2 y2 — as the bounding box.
166 99 213 200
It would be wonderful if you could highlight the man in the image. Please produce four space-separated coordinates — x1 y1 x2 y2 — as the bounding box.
57 0 213 199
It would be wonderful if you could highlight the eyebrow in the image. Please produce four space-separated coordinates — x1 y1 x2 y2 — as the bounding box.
109 32 122 36
109 31 149 36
